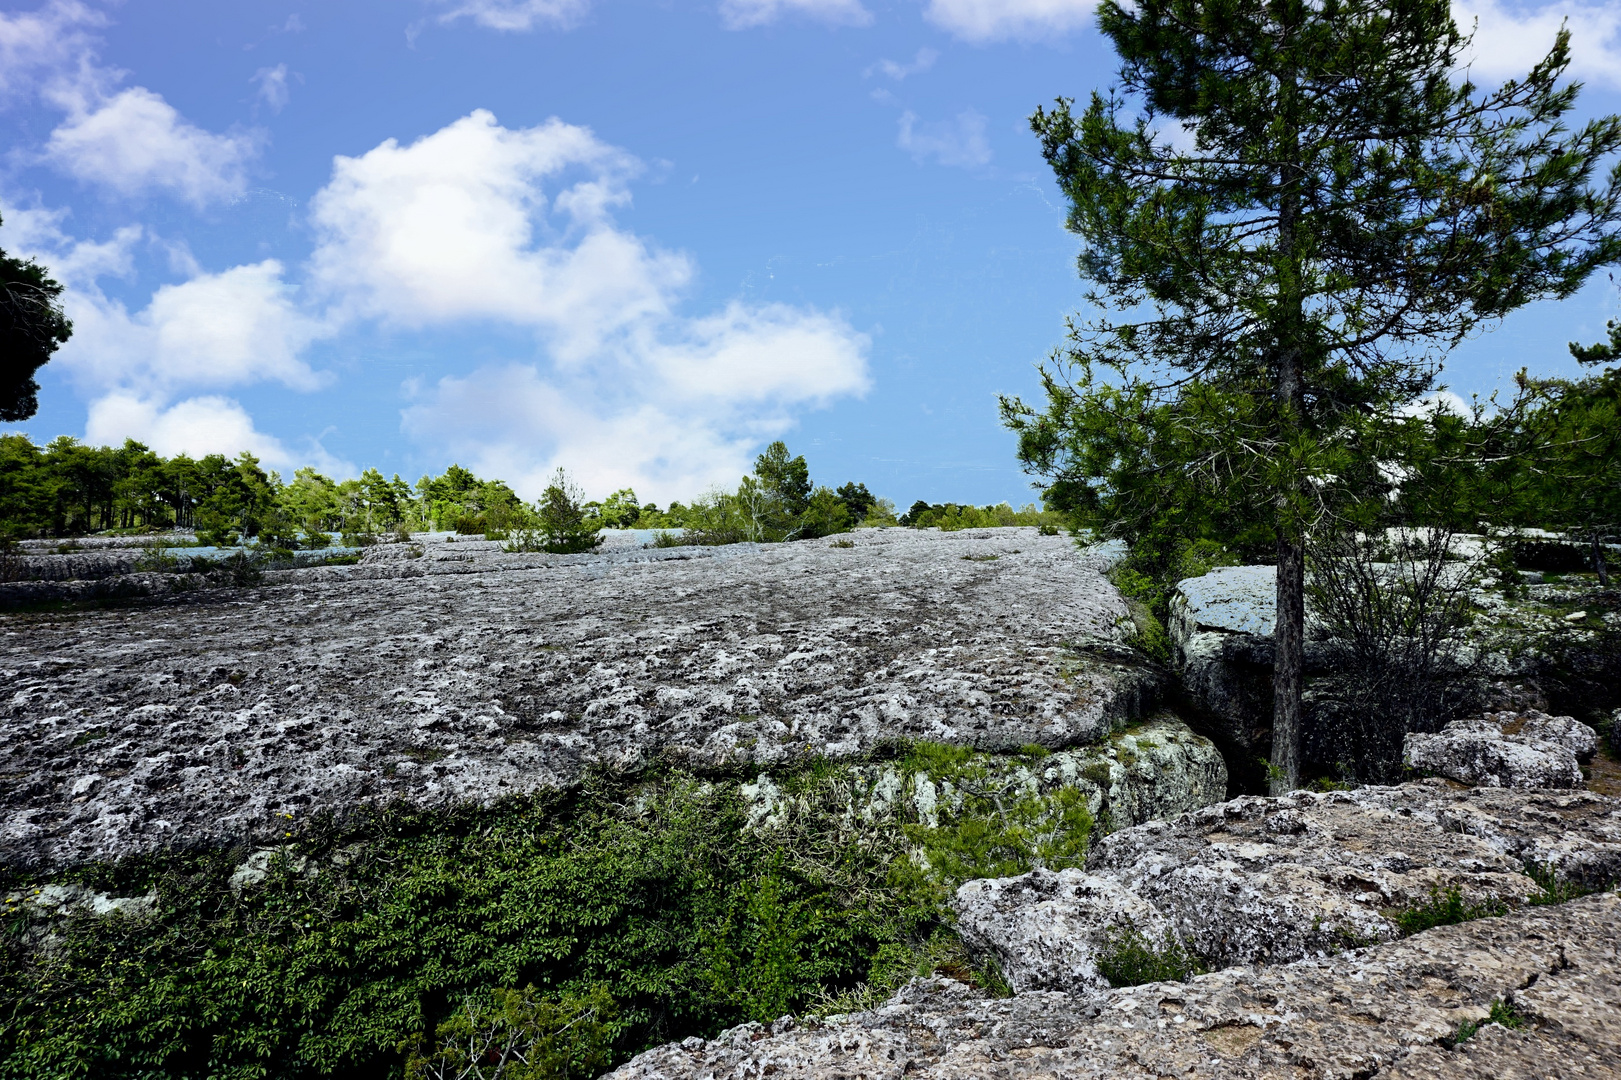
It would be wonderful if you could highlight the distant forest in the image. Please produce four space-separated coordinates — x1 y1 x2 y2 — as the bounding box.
0 433 1061 547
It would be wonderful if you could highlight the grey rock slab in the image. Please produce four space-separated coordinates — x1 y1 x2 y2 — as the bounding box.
952 868 1178 994
1171 565 1279 637
0 527 1152 870
1084 782 1621 969
605 891 1621 1080
1403 712 1589 789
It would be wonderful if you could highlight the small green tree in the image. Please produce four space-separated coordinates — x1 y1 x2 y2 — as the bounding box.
754 442 811 519
533 468 604 554
1005 0 1621 792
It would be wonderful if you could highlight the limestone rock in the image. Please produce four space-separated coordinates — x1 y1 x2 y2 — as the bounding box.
1404 711 1589 788
1168 566 1278 759
606 891 1621 1080
1085 785 1561 968
952 868 1178 994
0 528 1168 870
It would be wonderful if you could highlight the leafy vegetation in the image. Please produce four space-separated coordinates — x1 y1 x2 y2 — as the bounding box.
1451 999 1527 1046
0 747 1105 1080
1093 922 1204 987
899 501 1065 531
0 212 73 424
1388 886 1508 936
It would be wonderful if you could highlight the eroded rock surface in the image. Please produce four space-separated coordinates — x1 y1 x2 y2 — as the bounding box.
1404 710 1597 789
0 528 1160 870
953 869 1175 994
949 782 1620 991
608 890 1621 1080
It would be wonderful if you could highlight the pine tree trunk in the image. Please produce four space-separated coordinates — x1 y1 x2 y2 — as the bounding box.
1595 531 1611 588
1271 538 1305 793
1270 31 1305 796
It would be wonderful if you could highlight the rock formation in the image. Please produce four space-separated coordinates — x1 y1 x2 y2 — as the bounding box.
0 528 1192 870
614 781 1621 1080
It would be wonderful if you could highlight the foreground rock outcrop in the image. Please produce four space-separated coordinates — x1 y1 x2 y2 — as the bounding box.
615 782 1621 1080
610 890 1621 1080
1 528 1172 870
952 782 1621 995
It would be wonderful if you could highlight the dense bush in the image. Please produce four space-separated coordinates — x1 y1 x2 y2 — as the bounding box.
2 746 1091 1080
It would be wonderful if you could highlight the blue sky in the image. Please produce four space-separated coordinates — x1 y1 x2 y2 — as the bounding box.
3 0 1620 508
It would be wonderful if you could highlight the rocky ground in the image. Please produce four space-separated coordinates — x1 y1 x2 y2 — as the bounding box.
0 527 1171 870
613 781 1621 1080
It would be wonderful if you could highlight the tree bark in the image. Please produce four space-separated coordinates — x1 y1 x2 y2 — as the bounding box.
1271 537 1305 793
1270 21 1306 796
1595 530 1611 588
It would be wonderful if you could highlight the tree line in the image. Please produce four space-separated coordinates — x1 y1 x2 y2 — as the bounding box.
0 435 925 548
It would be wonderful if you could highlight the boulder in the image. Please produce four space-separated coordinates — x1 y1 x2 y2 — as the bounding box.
1167 565 1277 759
951 868 1177 994
606 891 1621 1080
1403 710 1594 788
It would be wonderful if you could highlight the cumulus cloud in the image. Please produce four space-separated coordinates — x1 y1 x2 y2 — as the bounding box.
324 111 870 501
897 109 991 167
86 393 294 465
430 0 592 32
61 260 328 398
44 87 261 206
1453 0 1621 86
308 110 689 362
9 209 336 464
718 0 873 30
0 204 141 285
922 0 1096 42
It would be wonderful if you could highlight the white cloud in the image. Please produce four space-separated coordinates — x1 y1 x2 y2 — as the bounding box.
86 393 294 465
61 260 328 398
0 204 141 285
252 63 292 112
897 109 991 167
868 47 939 80
719 0 873 30
337 111 871 502
403 367 762 504
1398 390 1473 419
0 0 103 103
1453 0 1621 87
922 0 1096 42
431 0 591 31
308 109 689 361
44 86 261 206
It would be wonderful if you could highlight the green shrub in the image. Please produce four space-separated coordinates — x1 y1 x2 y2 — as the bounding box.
0 769 958 1079
1389 885 1508 936
403 984 614 1080
1094 922 1204 987
1451 999 1526 1046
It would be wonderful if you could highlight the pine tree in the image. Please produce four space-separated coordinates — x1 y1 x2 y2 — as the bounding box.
1004 0 1621 792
